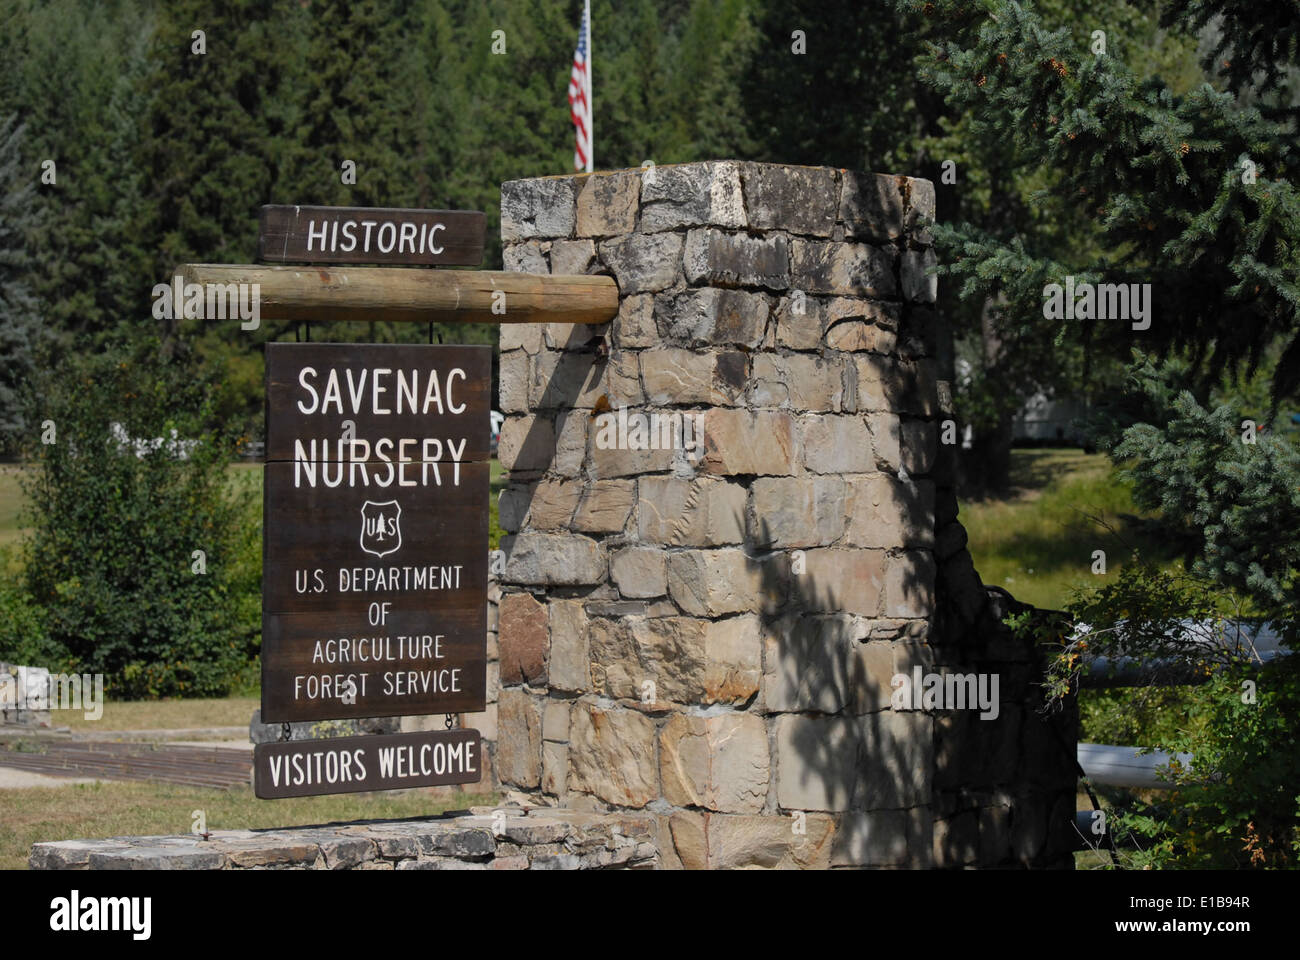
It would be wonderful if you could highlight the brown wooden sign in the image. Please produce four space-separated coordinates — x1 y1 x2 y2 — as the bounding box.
258 205 485 266
254 728 482 799
261 343 490 724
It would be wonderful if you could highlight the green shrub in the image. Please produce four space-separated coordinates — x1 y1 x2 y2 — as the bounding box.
8 344 258 698
1113 657 1300 869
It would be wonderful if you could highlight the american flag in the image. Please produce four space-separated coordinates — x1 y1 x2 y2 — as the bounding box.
568 1 592 173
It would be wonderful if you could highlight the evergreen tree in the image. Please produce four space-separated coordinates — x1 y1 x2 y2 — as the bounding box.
898 0 1300 410
0 114 43 454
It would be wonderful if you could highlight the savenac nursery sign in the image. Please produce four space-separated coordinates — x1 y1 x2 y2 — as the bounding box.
255 342 489 798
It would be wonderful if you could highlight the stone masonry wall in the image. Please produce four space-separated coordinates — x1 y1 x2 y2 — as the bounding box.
30 808 657 870
489 160 1077 869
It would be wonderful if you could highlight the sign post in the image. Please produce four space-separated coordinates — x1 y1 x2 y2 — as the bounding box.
189 202 608 799
254 341 491 798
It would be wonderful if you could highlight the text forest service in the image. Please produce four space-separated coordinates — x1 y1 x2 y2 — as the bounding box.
260 342 490 724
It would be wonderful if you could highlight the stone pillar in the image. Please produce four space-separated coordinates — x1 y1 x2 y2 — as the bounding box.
494 161 1075 869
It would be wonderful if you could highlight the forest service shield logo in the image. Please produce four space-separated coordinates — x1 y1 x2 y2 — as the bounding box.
360 500 402 558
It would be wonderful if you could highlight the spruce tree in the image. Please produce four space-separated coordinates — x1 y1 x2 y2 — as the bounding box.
0 113 43 454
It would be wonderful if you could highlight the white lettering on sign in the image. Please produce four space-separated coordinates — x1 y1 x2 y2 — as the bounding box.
305 217 450 256
267 747 369 787
289 365 472 489
295 366 465 416
376 737 476 779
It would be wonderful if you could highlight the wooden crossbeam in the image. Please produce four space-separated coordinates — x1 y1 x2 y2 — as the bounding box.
180 264 619 325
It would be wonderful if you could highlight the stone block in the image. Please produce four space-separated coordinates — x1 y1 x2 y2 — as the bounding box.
867 412 901 470
933 809 980 868
762 613 896 714
904 177 936 244
542 700 570 742
499 592 548 686
706 813 836 869
502 177 577 241
524 478 581 530
667 549 765 617
497 415 554 474
640 161 746 231
636 476 747 546
498 350 529 414
613 293 657 348
747 354 844 412
800 414 874 474
573 479 635 533
669 811 709 870
799 548 885 616
683 228 789 290
838 171 905 243
901 419 938 475
549 238 597 275
576 172 640 237
902 249 938 303
659 712 770 813
503 240 549 274
884 550 936 619
544 322 599 351
567 702 658 808
542 741 568 797
530 349 641 410
553 411 587 477
703 409 796 476
791 239 896 297
656 287 771 348
589 614 761 705
773 711 931 812
501 532 605 586
610 545 668 598
500 323 543 354
740 162 839 236
599 233 684 293
547 599 591 693
830 810 911 867
749 475 846 548
496 690 542 789
641 347 743 405
844 475 934 549
855 356 939 416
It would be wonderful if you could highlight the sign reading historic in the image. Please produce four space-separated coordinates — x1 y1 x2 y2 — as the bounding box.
258 205 486 266
253 728 483 799
261 342 490 724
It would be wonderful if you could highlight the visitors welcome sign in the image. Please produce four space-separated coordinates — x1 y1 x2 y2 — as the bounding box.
260 342 490 725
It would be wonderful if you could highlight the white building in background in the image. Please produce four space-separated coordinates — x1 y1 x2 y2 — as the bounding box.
953 359 1089 448
1012 392 1090 445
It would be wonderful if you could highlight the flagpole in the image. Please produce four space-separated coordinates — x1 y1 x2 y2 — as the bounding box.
585 0 593 173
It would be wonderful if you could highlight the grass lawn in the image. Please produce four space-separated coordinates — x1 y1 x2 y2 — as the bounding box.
0 781 497 870
958 448 1179 611
59 697 260 732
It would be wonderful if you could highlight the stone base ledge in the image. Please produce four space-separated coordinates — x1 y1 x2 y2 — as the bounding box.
29 809 659 871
